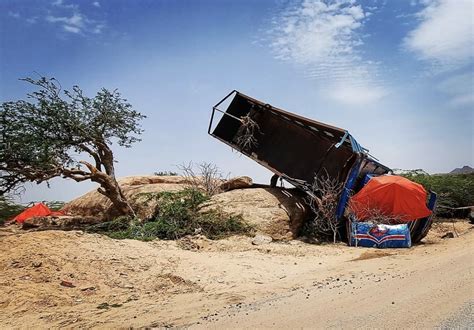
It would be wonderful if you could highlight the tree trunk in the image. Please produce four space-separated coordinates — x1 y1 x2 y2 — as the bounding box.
96 175 136 218
66 160 136 218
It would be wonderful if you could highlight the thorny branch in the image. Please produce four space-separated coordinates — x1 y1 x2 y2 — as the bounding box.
305 172 344 243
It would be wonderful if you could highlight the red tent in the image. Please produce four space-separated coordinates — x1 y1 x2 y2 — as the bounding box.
349 175 432 222
12 203 64 223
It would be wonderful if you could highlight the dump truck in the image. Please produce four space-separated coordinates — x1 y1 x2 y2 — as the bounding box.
208 90 436 243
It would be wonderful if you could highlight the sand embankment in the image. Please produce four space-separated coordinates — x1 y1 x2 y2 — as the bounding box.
0 221 472 328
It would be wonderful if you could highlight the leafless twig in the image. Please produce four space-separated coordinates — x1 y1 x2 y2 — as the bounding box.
178 162 224 196
347 202 403 225
235 114 261 150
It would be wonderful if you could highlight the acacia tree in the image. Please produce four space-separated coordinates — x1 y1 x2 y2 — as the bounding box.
0 77 145 216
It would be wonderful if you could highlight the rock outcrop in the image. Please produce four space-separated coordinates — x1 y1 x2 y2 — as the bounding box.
62 176 186 220
219 176 253 191
62 175 254 221
200 188 310 240
62 175 309 239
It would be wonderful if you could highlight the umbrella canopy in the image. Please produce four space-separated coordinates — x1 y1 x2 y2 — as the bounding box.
12 203 63 223
349 175 432 222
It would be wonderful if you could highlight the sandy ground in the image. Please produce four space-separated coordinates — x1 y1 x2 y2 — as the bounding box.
0 220 472 329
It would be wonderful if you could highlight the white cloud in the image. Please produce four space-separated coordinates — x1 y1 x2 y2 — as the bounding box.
46 13 86 33
437 72 474 107
26 17 38 24
5 0 106 38
8 10 37 25
268 0 387 106
63 25 81 34
328 84 388 106
404 0 474 107
52 0 78 10
47 13 84 27
271 0 366 66
8 12 20 19
92 23 105 34
45 6 105 35
404 0 474 71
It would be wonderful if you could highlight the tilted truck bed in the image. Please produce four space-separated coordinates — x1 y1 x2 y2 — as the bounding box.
208 90 389 194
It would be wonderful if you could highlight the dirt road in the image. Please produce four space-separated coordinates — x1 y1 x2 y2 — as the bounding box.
194 226 474 329
0 221 472 328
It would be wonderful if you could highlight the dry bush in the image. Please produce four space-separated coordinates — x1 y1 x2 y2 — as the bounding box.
305 173 344 243
347 203 403 225
179 162 224 197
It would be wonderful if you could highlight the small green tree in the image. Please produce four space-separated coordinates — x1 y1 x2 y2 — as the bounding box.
0 77 145 216
401 172 474 211
0 196 25 224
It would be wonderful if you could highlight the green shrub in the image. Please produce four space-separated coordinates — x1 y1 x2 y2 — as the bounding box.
401 172 474 211
45 200 65 211
88 188 254 240
0 197 25 224
153 171 178 176
87 216 131 232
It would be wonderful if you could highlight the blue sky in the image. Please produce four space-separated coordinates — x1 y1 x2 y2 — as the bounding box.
1 0 473 203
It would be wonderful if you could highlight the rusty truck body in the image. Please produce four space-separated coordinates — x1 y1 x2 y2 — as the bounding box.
208 90 436 242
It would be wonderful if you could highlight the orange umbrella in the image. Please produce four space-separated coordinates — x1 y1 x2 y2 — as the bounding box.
12 203 63 223
349 175 431 222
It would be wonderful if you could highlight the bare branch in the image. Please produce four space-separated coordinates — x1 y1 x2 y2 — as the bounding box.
65 174 92 182
305 172 344 243
235 114 261 150
76 144 102 171
178 162 224 196
79 160 98 174
346 202 403 225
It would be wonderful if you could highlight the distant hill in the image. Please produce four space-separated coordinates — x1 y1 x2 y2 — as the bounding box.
450 166 474 175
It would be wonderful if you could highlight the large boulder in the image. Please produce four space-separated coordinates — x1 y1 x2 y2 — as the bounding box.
62 175 254 220
62 176 188 220
117 175 190 186
200 188 310 240
220 176 253 191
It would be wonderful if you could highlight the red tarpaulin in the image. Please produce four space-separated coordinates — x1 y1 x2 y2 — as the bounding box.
12 203 64 223
349 175 432 222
